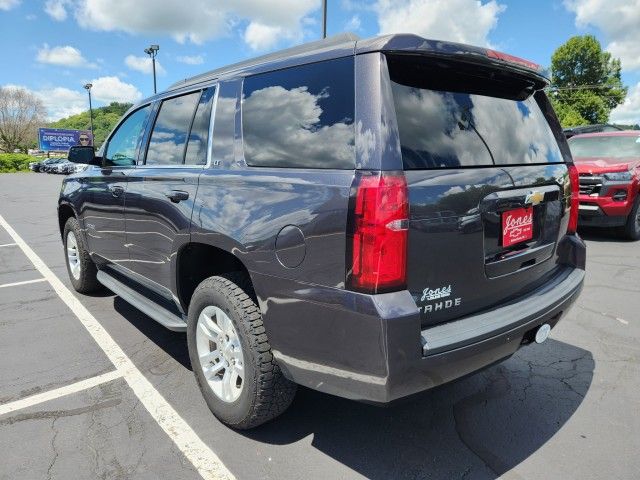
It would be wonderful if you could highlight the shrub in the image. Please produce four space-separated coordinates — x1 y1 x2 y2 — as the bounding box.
0 153 38 173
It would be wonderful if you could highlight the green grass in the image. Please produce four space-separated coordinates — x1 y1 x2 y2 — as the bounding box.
0 153 40 173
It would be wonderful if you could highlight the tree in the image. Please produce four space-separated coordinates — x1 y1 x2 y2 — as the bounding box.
49 102 132 147
0 87 46 153
549 35 627 127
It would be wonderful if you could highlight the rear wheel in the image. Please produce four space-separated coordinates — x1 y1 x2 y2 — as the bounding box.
63 217 101 292
187 273 296 429
622 197 640 240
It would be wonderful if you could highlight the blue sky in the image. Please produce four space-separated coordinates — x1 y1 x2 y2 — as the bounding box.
1 0 638 123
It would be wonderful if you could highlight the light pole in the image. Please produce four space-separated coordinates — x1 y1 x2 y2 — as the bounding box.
83 83 94 136
144 44 160 94
322 0 327 39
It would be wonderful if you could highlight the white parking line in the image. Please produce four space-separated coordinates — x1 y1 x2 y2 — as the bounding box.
0 214 235 480
0 370 122 416
0 278 47 289
0 243 17 248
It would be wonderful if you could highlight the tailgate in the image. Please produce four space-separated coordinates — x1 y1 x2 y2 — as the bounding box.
386 53 572 327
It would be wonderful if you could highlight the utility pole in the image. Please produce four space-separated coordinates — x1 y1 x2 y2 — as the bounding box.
144 44 160 94
322 0 327 38
83 83 94 135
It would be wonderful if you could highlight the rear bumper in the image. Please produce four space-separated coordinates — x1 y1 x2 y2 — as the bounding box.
259 236 586 403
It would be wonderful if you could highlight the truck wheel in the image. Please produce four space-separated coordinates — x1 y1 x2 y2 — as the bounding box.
63 217 101 293
623 197 640 240
187 273 296 429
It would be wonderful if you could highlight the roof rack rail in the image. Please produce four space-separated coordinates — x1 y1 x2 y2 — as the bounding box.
168 32 360 91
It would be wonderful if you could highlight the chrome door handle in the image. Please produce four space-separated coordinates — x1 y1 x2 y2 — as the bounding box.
165 190 189 203
109 185 124 197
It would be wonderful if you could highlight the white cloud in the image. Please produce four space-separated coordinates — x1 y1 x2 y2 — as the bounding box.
2 84 86 120
44 0 71 20
375 0 506 47
610 82 640 125
176 54 204 65
47 0 319 50
244 23 285 51
37 87 87 119
0 0 20 11
2 77 141 121
564 0 640 71
36 44 95 68
90 76 143 103
344 15 361 31
124 54 166 75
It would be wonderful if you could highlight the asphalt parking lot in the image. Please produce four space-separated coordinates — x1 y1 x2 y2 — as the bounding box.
0 172 638 480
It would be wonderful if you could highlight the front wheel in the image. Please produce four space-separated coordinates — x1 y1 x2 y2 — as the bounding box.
63 217 101 293
622 197 640 240
187 273 296 429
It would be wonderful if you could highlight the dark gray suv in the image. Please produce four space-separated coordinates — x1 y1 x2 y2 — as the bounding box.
58 33 586 429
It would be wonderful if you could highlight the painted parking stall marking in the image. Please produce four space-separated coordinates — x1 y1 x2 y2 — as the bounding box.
0 243 17 248
0 277 46 289
0 214 235 480
0 370 122 416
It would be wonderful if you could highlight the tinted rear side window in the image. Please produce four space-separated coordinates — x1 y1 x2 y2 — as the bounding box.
185 87 216 165
388 56 564 169
242 57 355 169
146 91 200 165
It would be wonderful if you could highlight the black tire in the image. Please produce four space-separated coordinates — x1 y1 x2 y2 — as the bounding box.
187 273 296 429
63 217 101 293
622 197 640 240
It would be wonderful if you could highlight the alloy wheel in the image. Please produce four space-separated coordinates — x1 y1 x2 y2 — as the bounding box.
66 231 81 280
196 305 245 403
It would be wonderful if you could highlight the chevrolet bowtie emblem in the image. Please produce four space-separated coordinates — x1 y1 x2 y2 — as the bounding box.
524 191 544 206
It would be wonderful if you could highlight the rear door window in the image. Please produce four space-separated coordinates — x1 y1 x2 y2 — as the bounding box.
242 57 355 169
184 87 216 165
388 55 564 169
146 91 201 166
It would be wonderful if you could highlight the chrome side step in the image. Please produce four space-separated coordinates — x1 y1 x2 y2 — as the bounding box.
97 270 187 332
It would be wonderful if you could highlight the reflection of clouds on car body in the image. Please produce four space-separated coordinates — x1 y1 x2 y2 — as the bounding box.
212 94 236 164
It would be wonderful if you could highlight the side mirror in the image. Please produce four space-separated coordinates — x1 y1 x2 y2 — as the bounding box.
68 146 101 166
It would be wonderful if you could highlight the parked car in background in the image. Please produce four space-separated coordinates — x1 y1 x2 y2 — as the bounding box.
568 131 640 239
48 159 71 174
65 163 90 174
38 158 66 173
58 33 585 429
563 124 623 139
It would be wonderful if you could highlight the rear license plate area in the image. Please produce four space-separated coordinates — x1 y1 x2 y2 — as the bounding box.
501 207 533 247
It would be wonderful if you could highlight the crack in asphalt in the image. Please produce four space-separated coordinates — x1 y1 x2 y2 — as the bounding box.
46 416 59 480
0 398 121 427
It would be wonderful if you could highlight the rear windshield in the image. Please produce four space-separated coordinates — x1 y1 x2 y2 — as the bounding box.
387 55 564 169
569 135 640 159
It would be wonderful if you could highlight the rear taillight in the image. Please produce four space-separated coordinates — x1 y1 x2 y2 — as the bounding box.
567 164 579 234
348 172 409 294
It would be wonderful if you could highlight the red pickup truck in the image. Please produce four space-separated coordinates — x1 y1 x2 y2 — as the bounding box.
568 131 640 240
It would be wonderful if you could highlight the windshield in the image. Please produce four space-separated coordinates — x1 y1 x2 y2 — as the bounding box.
569 135 640 159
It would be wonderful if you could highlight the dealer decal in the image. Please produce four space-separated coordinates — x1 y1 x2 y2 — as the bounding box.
419 284 462 314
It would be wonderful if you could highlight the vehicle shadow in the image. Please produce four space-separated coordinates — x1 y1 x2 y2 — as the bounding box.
113 296 192 371
109 293 593 479
578 226 629 243
243 339 594 479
